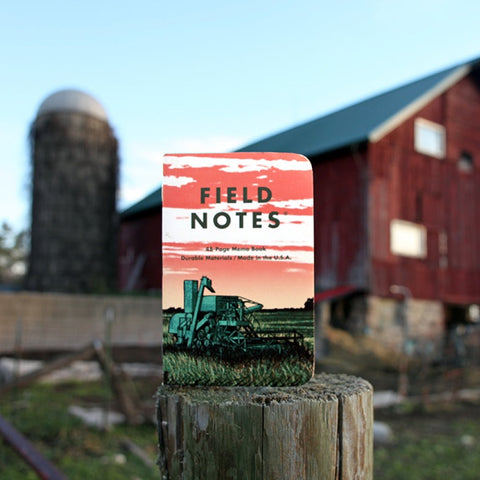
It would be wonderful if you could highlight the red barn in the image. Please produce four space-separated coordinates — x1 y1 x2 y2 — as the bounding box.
119 187 162 293
119 56 480 355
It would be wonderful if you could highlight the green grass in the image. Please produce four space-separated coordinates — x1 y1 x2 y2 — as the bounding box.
2 379 480 479
0 381 160 480
374 403 480 479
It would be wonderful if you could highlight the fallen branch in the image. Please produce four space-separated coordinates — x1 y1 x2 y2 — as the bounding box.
0 343 96 395
93 340 144 425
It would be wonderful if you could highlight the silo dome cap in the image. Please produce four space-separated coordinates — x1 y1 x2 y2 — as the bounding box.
37 88 108 121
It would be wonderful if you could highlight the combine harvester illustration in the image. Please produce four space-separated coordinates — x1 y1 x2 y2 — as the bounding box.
168 276 305 357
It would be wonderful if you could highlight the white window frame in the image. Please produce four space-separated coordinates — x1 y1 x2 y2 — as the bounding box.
414 118 446 159
390 219 427 259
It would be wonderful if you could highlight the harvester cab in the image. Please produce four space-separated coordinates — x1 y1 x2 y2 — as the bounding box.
168 276 264 354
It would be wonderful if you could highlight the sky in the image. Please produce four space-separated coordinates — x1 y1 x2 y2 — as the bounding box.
1 0 480 233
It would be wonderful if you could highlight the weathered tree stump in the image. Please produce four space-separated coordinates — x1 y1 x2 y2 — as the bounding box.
156 373 373 479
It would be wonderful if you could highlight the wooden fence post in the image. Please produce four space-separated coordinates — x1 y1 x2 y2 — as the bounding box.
156 373 373 480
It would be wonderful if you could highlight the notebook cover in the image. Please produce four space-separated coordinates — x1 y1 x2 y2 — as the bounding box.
162 152 314 386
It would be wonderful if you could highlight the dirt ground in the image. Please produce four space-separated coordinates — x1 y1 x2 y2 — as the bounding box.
317 327 480 448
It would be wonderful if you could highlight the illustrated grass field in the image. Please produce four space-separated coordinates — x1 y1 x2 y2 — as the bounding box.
163 309 314 386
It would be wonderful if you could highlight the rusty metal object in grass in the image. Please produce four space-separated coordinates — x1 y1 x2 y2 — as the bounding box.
0 413 68 480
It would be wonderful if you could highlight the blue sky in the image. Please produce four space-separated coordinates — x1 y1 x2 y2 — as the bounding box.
1 0 480 231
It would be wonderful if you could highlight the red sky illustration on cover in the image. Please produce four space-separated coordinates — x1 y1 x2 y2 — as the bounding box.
162 153 314 309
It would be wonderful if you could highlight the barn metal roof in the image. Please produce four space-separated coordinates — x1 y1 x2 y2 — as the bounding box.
121 56 480 216
237 57 480 157
120 186 162 219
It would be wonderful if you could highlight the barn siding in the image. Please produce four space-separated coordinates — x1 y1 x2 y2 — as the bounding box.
118 210 162 292
369 74 480 304
312 150 368 291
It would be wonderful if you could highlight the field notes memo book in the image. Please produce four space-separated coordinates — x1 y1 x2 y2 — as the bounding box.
162 153 314 386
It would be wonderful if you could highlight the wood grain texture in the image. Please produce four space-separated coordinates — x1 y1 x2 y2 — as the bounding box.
156 373 373 480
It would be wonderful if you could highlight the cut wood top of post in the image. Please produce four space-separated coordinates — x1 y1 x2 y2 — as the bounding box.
157 373 372 404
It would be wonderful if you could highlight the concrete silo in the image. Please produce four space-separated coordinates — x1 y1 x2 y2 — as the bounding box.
25 89 119 293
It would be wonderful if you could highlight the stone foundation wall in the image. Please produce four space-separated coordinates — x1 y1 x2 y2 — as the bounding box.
367 296 444 356
0 292 162 353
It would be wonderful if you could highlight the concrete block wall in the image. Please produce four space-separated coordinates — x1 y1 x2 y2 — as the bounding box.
0 292 162 353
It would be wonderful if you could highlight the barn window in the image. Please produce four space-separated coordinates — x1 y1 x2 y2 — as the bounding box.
414 118 446 158
390 219 427 258
458 151 474 173
469 305 480 323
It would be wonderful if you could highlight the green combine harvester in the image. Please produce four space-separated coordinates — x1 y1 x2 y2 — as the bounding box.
168 276 304 357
